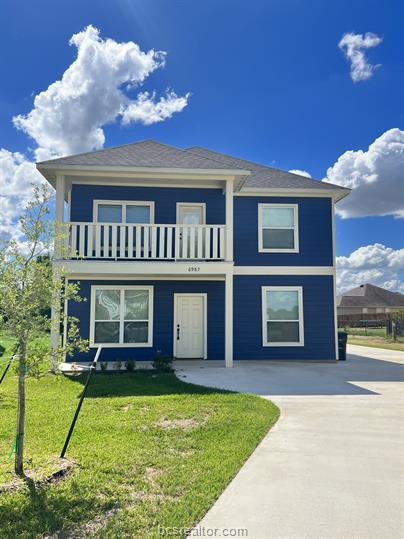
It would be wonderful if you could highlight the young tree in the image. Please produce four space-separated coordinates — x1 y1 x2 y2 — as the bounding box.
0 184 87 476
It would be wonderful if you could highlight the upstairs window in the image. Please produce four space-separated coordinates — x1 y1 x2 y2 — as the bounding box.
91 285 153 347
262 286 304 346
258 204 299 253
94 200 154 224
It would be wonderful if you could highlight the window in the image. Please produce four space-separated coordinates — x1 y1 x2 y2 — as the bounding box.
91 286 153 347
258 204 298 252
94 200 154 224
262 286 304 346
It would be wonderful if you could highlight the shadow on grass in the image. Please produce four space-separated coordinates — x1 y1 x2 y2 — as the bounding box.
66 371 230 398
0 480 107 539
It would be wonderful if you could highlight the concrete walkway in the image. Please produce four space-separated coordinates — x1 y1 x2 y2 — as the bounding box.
176 345 404 539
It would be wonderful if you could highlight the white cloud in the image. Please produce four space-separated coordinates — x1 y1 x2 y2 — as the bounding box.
323 128 404 218
13 25 189 160
288 169 311 178
338 32 382 82
122 90 190 126
1 25 189 244
0 149 43 242
337 243 404 294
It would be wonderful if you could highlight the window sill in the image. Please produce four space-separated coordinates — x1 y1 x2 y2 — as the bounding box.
263 342 304 347
258 249 300 253
90 343 153 348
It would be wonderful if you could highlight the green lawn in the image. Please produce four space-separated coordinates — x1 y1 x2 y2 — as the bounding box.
346 327 387 338
0 336 279 538
348 334 404 352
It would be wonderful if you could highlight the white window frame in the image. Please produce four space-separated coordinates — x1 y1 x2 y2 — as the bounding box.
258 203 299 253
90 285 154 347
93 200 155 224
262 286 304 346
176 202 206 224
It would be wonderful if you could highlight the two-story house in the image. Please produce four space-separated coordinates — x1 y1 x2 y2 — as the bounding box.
36 140 350 367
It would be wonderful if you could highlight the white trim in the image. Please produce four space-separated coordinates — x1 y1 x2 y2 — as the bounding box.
225 178 234 262
67 188 71 221
173 293 207 359
72 179 225 189
89 285 153 348
176 202 206 224
234 266 334 275
258 204 299 253
53 260 233 276
331 199 339 360
225 273 233 367
236 188 350 202
262 286 304 347
93 199 155 224
70 275 226 281
38 164 250 177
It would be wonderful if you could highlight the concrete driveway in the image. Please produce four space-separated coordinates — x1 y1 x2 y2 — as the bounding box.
176 345 404 539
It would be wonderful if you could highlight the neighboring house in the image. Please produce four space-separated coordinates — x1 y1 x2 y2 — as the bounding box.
36 140 350 366
337 283 404 319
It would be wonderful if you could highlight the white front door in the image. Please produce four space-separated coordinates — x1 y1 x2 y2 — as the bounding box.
175 295 205 358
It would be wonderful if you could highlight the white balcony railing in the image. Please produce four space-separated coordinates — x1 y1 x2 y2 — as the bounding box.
66 222 227 261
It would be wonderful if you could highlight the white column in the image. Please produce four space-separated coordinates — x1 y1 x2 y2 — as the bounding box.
331 198 339 360
50 175 65 370
225 272 233 368
225 178 233 261
54 174 65 258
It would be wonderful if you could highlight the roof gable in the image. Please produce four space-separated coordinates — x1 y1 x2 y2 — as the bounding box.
337 283 404 307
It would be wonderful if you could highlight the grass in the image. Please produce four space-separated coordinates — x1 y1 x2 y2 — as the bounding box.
348 335 404 352
0 333 279 538
343 326 404 351
345 327 388 338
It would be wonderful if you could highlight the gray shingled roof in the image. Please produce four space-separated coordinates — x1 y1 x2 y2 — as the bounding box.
36 140 241 171
186 146 340 191
337 284 404 308
37 139 349 194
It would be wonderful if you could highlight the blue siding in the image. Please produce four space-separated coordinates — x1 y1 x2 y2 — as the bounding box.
234 196 333 266
234 275 336 360
67 280 225 362
70 184 225 224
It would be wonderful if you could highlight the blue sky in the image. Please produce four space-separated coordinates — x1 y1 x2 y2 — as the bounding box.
0 0 403 292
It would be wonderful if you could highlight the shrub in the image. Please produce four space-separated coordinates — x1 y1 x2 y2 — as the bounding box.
125 360 136 372
152 351 174 373
114 361 122 372
100 361 108 372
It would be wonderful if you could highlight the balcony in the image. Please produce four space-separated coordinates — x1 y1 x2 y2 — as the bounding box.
66 222 227 261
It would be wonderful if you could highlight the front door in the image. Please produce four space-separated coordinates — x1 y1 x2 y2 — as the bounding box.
175 295 205 358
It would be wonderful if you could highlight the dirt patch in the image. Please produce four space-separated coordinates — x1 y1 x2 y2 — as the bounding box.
145 467 161 488
121 403 133 412
156 418 201 430
0 457 76 493
130 490 177 502
45 507 120 539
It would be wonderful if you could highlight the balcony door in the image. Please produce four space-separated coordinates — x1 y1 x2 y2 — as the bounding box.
176 203 205 259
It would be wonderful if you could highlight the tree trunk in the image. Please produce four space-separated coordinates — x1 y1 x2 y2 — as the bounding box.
15 334 27 476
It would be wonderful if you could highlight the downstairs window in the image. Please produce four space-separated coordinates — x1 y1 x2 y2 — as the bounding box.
91 285 153 346
262 286 304 346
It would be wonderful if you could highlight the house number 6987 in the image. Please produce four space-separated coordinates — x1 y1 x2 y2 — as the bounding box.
187 266 200 272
